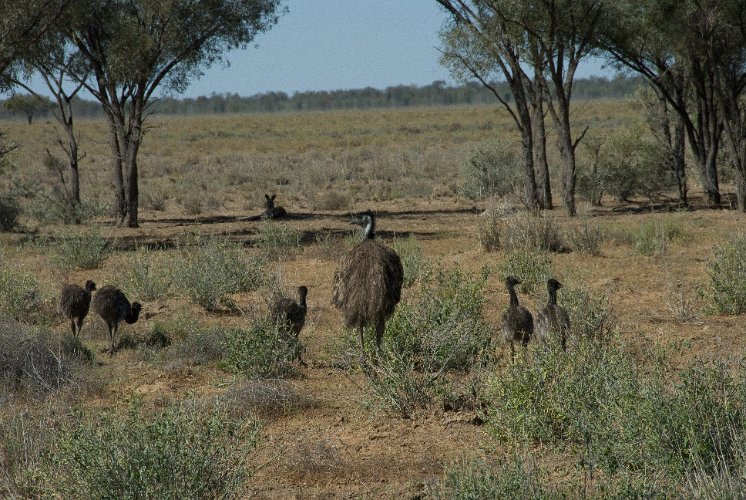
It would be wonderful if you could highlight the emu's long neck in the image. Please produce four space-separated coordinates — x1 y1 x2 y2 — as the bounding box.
508 283 519 307
298 291 307 310
364 216 376 239
548 286 557 306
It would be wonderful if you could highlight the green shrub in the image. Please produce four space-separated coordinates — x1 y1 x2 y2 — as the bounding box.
477 209 501 252
51 399 259 499
255 221 302 257
174 238 266 311
221 318 300 378
391 235 425 288
121 246 174 302
704 235 746 314
0 193 20 231
428 456 546 499
28 189 107 225
568 220 603 256
485 339 746 480
50 227 112 270
634 218 686 256
502 212 565 253
562 284 615 342
497 251 553 295
462 140 522 200
0 263 41 321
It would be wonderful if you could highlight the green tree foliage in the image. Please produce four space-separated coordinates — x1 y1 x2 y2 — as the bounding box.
3 94 53 124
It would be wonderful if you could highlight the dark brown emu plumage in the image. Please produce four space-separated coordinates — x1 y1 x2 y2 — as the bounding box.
271 285 308 364
91 285 141 355
59 280 96 337
333 211 403 359
262 193 287 219
536 278 571 350
501 276 534 362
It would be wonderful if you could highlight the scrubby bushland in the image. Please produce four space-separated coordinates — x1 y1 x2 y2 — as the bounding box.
0 194 20 231
50 227 112 271
27 189 107 225
0 399 259 498
704 234 746 314
568 220 604 256
633 218 687 256
0 263 42 322
121 246 174 302
174 237 266 311
485 338 746 487
255 221 302 259
0 317 89 398
462 140 522 200
354 267 492 418
428 456 547 499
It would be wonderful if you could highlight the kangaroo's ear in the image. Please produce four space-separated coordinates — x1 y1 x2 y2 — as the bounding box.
265 194 270 200
271 194 277 200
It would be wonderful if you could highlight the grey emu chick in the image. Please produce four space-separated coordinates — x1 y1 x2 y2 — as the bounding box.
91 285 142 355
262 193 287 219
59 280 96 337
333 210 403 360
271 285 308 365
536 278 570 350
501 276 534 362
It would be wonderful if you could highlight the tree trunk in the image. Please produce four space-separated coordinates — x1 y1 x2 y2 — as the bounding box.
531 89 552 209
106 120 126 225
557 128 577 216
673 114 687 206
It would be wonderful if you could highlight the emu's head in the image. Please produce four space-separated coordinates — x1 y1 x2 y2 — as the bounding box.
505 275 522 288
297 285 308 303
126 302 143 324
349 210 375 239
85 280 97 292
547 278 563 291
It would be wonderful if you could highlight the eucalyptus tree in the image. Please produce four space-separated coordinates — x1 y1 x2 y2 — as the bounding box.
601 0 729 208
437 0 606 216
437 1 541 209
65 0 284 227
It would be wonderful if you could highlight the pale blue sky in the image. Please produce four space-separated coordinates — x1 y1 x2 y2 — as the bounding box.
182 0 611 98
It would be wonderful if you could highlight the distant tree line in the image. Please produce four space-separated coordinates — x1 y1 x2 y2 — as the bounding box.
0 75 641 120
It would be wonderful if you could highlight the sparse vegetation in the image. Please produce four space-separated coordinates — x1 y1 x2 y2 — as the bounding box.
174 238 266 311
568 219 604 256
391 235 425 287
634 218 687 256
0 194 20 231
50 227 112 270
477 209 501 252
255 221 302 257
704 234 746 314
502 212 565 253
462 140 522 200
221 318 301 379
121 246 174 302
0 262 42 321
497 251 553 295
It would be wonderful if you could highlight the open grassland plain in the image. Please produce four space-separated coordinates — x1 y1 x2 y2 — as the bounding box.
1 101 745 498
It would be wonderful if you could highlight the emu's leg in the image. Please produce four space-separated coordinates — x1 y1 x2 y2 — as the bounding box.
561 329 567 351
509 341 515 363
70 320 77 337
359 326 366 361
374 321 385 360
109 324 117 356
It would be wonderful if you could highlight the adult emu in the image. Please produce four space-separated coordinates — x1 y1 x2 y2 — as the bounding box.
91 285 141 355
333 210 403 360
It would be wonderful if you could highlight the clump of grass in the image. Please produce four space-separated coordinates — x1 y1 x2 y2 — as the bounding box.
315 190 349 210
255 221 302 258
391 235 425 288
704 234 746 314
477 209 501 252
314 229 336 258
497 251 553 295
174 238 266 311
50 227 112 271
634 218 686 256
50 399 259 499
562 284 615 342
225 378 310 417
142 185 170 211
501 212 565 253
462 140 522 199
568 219 604 256
0 263 42 321
121 246 173 302
666 278 699 322
221 318 301 379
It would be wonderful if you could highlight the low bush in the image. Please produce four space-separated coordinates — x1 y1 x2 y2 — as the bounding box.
462 140 522 200
501 212 565 253
255 221 302 258
174 238 266 311
51 399 260 498
704 234 746 314
428 456 546 499
221 318 301 379
0 263 42 321
497 251 553 295
391 235 425 288
634 218 686 256
27 190 107 225
121 246 174 302
568 220 603 256
50 227 112 271
562 284 615 342
476 209 500 252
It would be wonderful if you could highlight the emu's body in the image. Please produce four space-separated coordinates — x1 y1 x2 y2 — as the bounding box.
271 285 308 364
333 211 403 359
91 285 141 355
536 278 570 350
59 280 96 337
501 276 534 362
262 193 287 219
